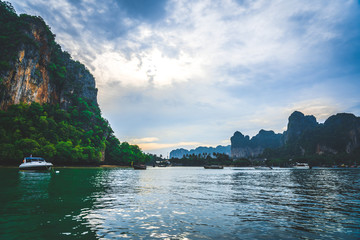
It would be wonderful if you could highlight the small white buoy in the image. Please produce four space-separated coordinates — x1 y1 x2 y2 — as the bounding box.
56 171 60 174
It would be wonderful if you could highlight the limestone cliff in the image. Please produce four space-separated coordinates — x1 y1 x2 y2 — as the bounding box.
284 111 318 144
0 6 97 110
315 113 360 154
230 111 360 159
230 130 283 158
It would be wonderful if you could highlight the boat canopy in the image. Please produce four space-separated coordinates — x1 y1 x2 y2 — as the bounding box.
24 157 45 162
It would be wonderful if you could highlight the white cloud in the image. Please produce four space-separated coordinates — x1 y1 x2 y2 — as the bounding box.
131 137 160 144
133 141 202 151
286 99 341 123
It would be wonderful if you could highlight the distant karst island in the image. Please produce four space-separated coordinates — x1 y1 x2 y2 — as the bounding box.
170 111 360 167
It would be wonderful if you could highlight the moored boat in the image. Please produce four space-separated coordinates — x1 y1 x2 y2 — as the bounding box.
133 164 147 170
204 165 224 169
19 156 53 171
293 162 310 169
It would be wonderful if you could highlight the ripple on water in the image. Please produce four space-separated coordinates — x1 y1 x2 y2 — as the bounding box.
66 168 359 239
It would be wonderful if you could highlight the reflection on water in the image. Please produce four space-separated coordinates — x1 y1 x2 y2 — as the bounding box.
83 168 360 239
18 171 51 200
0 167 359 239
0 168 100 239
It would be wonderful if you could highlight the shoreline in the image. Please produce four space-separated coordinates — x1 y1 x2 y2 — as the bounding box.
2 165 358 169
0 165 132 168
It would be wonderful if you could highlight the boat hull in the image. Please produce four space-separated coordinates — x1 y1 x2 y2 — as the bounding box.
292 163 310 169
19 157 53 171
133 165 147 170
19 164 52 171
292 166 310 169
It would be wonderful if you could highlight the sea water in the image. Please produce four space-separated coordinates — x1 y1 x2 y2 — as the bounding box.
0 167 359 239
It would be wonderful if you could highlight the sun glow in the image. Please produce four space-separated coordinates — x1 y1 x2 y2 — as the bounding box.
93 44 205 88
138 48 204 86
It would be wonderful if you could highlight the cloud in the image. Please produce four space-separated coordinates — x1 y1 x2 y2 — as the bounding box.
128 135 203 154
286 99 344 122
131 137 160 143
132 141 202 152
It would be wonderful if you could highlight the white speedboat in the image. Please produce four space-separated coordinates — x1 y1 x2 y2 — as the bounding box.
19 157 53 171
293 162 310 169
254 166 273 170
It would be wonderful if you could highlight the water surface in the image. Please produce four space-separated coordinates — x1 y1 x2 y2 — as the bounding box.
1 167 359 239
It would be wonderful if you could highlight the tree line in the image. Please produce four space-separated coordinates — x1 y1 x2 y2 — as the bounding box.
0 101 149 166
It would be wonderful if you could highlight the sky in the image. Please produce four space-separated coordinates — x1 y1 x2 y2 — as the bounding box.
11 0 360 156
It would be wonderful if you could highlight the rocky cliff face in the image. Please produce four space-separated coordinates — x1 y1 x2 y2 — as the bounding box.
0 12 97 110
283 112 360 156
284 111 318 144
230 130 283 158
318 113 360 154
230 111 360 159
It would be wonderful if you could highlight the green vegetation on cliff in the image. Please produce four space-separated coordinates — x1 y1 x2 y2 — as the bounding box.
0 1 29 72
0 1 49 72
0 101 149 165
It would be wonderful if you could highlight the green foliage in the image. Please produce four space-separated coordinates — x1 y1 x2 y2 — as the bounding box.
104 137 150 166
0 102 99 164
40 144 57 159
0 143 22 164
55 141 73 163
0 1 37 73
0 101 149 166
0 1 15 14
15 138 40 156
